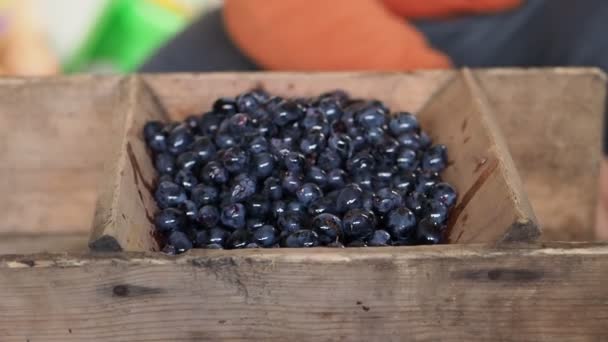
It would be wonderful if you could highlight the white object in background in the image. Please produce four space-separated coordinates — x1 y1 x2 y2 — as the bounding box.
30 0 108 62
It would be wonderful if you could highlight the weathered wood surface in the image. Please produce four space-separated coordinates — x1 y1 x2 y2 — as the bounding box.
0 233 88 254
89 78 165 252
90 71 537 251
0 69 605 248
0 76 124 234
1 243 607 341
477 68 606 241
417 70 538 243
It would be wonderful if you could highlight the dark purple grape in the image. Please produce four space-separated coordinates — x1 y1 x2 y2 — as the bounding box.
155 153 175 175
208 227 229 247
167 125 194 155
197 205 219 229
251 152 275 179
179 200 198 221
306 166 328 188
296 183 323 207
423 200 449 225
396 148 417 171
229 174 256 203
284 230 319 248
253 225 278 247
200 161 229 185
174 169 198 192
389 112 419 136
312 213 342 245
386 206 416 240
368 230 391 246
221 203 246 230
429 182 458 208
277 211 305 234
222 147 249 174
405 192 426 217
167 230 193 253
263 177 283 200
190 137 217 163
144 121 164 141
416 218 443 244
422 144 448 173
227 229 250 249
245 194 271 218
191 184 219 206
373 188 403 214
213 97 238 115
154 208 186 233
154 181 187 209
343 209 376 242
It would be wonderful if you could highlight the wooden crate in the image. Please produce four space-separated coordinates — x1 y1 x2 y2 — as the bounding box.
89 70 539 251
0 69 607 341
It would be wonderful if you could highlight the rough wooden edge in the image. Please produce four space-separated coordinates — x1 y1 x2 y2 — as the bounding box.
89 76 171 252
3 242 608 341
1 242 608 268
462 69 541 244
88 76 138 252
138 67 605 81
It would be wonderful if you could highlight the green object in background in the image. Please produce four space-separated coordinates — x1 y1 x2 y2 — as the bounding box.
65 0 189 73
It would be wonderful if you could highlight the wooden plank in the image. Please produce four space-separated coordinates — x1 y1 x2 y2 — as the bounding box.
476 68 607 240
0 76 124 234
89 77 167 252
417 70 538 243
0 233 88 254
0 243 607 341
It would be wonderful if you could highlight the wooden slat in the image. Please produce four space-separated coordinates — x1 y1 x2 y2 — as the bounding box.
417 70 538 243
89 77 167 252
0 243 607 341
0 76 124 234
0 233 88 254
476 68 607 240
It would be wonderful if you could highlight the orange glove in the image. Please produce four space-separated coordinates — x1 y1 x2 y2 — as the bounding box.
223 0 521 71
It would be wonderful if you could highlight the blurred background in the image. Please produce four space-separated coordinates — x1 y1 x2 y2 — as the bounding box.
0 0 221 75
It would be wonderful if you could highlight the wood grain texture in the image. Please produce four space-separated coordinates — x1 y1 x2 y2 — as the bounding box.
0 233 88 254
0 76 124 234
89 77 166 252
1 243 607 341
476 68 607 240
417 70 538 243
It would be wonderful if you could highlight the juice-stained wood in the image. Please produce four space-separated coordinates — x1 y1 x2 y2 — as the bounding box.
0 76 124 235
417 71 538 243
89 78 167 252
477 68 607 241
1 243 608 341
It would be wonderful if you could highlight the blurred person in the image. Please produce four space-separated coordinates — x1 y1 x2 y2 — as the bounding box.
0 0 58 76
142 0 608 239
